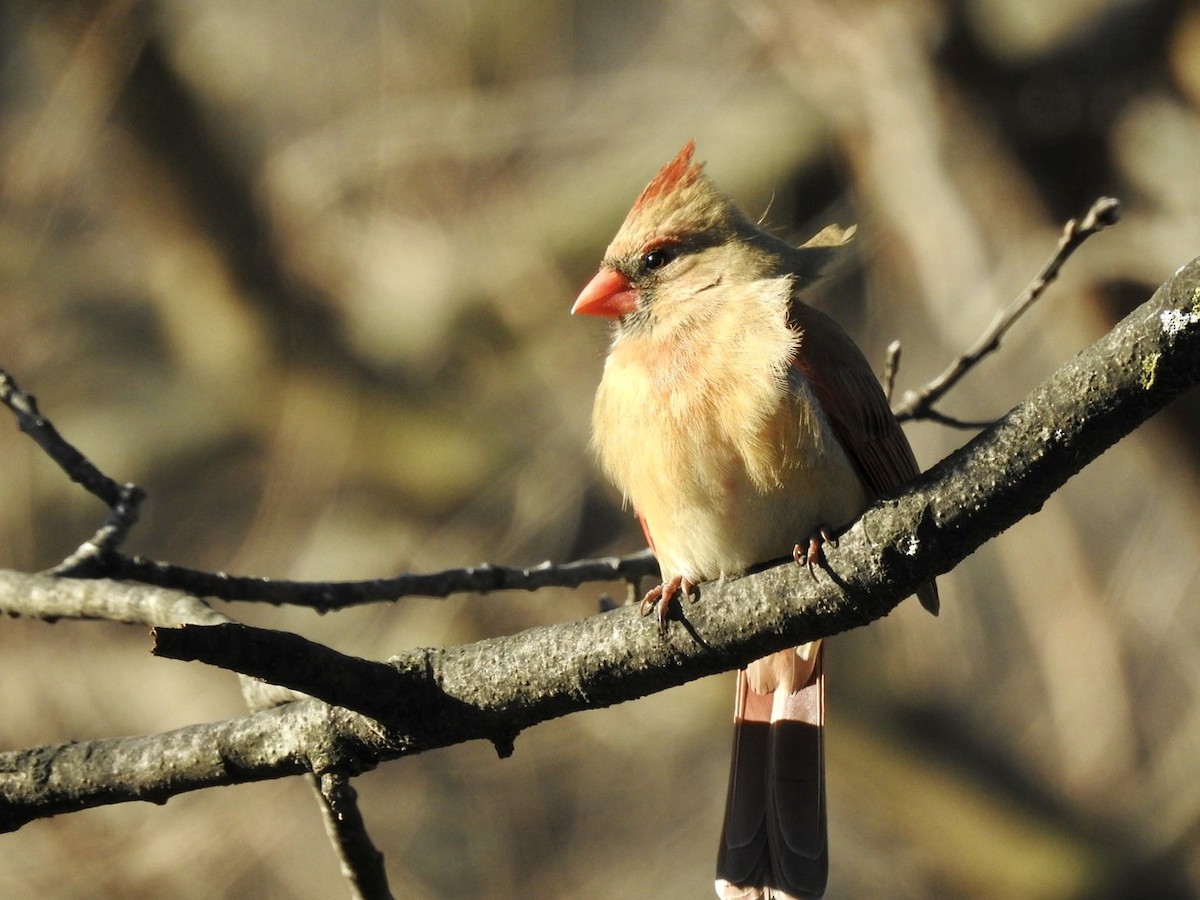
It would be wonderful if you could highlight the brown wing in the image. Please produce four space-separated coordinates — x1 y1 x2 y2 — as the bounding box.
789 299 939 615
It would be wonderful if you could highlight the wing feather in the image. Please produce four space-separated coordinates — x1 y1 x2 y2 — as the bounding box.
789 299 939 614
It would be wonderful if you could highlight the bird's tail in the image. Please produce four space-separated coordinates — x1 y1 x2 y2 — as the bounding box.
715 641 827 899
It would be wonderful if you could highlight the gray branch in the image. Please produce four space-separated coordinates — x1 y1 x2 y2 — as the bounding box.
894 196 1123 424
2 255 1198 831
312 771 395 900
100 548 659 610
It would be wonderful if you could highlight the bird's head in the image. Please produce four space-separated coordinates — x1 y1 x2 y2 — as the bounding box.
571 141 770 332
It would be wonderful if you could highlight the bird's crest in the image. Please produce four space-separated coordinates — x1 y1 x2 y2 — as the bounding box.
631 140 704 213
609 141 738 257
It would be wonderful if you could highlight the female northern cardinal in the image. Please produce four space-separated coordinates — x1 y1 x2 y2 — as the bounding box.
572 142 938 899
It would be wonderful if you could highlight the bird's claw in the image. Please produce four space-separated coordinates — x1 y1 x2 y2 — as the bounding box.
640 575 696 636
793 524 838 579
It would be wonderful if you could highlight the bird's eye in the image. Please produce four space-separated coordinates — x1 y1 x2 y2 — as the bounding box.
642 247 676 272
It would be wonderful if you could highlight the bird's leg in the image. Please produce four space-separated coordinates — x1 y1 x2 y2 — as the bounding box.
793 524 838 579
640 575 696 636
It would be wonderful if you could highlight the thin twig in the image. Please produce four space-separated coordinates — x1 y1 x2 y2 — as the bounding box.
0 370 146 567
0 369 396 896
0 370 139 510
51 482 146 575
893 197 1121 424
1 368 646 900
102 550 659 609
0 369 658 606
312 772 395 900
1 255 1199 832
918 408 999 431
152 622 412 723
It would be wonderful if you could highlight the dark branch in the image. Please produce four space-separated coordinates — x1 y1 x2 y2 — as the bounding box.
0 372 146 572
50 481 145 575
313 771 394 900
895 196 1121 424
0 568 392 893
0 378 407 890
0 700 381 832
101 549 659 609
152 622 414 723
2 255 1194 828
0 369 658 608
0 372 137 510
916 408 1000 431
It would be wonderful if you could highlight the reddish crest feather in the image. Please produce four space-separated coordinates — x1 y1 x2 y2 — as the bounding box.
632 140 703 212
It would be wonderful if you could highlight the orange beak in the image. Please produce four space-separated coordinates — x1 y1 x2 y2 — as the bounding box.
571 268 638 319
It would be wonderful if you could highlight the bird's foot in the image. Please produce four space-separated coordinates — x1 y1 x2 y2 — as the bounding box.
793 524 838 579
640 575 697 636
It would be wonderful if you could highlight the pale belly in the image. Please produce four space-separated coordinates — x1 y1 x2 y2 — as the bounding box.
642 439 868 584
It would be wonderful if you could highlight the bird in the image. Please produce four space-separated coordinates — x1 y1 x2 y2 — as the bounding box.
571 141 938 899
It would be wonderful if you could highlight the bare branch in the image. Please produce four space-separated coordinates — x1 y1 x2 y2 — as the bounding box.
916 408 1000 431
0 569 294 710
2 256 1193 831
0 370 144 516
0 372 146 572
0 699 383 833
0 568 394 891
0 567 231 628
313 772 394 900
152 622 411 723
50 481 145 574
894 196 1121 424
99 549 659 610
0 369 652 900
0 370 656 609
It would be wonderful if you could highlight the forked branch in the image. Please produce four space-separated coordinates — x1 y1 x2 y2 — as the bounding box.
3 256 1198 836
893 197 1121 426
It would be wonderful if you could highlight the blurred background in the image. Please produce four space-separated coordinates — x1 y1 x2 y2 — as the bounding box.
2 0 1200 897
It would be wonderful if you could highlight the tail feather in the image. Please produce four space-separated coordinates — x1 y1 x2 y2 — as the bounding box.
716 643 827 899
